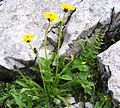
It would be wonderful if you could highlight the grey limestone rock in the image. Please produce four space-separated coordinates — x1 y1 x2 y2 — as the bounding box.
67 97 76 104
85 102 93 108
74 102 84 108
0 0 120 80
98 40 120 102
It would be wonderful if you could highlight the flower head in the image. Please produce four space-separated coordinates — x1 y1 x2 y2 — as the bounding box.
70 54 74 61
22 33 34 43
43 11 59 22
59 3 75 12
104 95 108 101
81 61 86 65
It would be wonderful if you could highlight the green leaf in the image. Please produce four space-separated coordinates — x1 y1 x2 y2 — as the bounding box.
30 66 40 72
10 93 24 108
103 101 111 108
15 80 28 88
59 55 66 69
32 96 39 100
60 74 73 80
73 59 80 66
78 65 89 72
29 80 43 90
79 72 88 80
57 95 68 107
94 101 101 108
38 57 51 72
42 73 53 82
53 98 61 105
20 88 29 93
43 76 53 82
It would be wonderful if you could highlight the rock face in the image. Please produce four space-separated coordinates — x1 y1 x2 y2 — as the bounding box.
0 0 120 76
98 41 120 102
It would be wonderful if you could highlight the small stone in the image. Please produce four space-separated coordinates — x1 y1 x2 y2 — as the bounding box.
74 101 84 108
64 105 76 108
85 102 93 108
67 97 76 104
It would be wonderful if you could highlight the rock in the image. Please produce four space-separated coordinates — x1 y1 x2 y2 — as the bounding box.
0 0 120 80
65 98 85 108
74 102 84 108
98 40 120 102
67 7 120 57
59 0 120 55
67 97 76 104
0 65 17 81
64 105 75 108
85 102 93 108
0 0 4 3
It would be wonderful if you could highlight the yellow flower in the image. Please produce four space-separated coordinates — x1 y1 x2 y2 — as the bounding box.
59 3 75 12
81 61 86 65
22 33 34 43
70 54 74 61
43 11 59 22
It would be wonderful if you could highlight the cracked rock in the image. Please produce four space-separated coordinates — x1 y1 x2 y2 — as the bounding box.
0 0 120 81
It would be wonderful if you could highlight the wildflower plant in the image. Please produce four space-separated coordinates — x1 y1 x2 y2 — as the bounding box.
12 4 79 107
0 3 106 108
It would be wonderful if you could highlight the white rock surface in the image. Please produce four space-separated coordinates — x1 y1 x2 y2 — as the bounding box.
67 97 76 104
74 102 84 108
0 0 120 69
85 102 93 108
98 41 120 102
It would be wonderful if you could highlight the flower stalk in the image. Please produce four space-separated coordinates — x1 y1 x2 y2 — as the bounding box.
55 12 66 84
28 43 47 93
44 21 50 60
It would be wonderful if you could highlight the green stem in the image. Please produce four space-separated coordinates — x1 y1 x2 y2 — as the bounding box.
43 22 50 93
44 21 50 60
55 13 66 84
28 43 36 55
57 95 69 107
16 67 34 88
28 43 47 93
41 70 47 93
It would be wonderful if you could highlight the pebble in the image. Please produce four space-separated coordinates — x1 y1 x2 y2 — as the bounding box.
67 97 76 104
85 102 93 108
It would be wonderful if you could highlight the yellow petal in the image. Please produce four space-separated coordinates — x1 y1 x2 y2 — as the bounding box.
22 33 34 43
59 3 75 11
43 11 59 22
81 61 86 65
70 54 74 61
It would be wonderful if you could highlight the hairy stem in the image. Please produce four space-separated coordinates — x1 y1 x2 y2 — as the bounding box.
44 21 51 60
55 13 66 85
